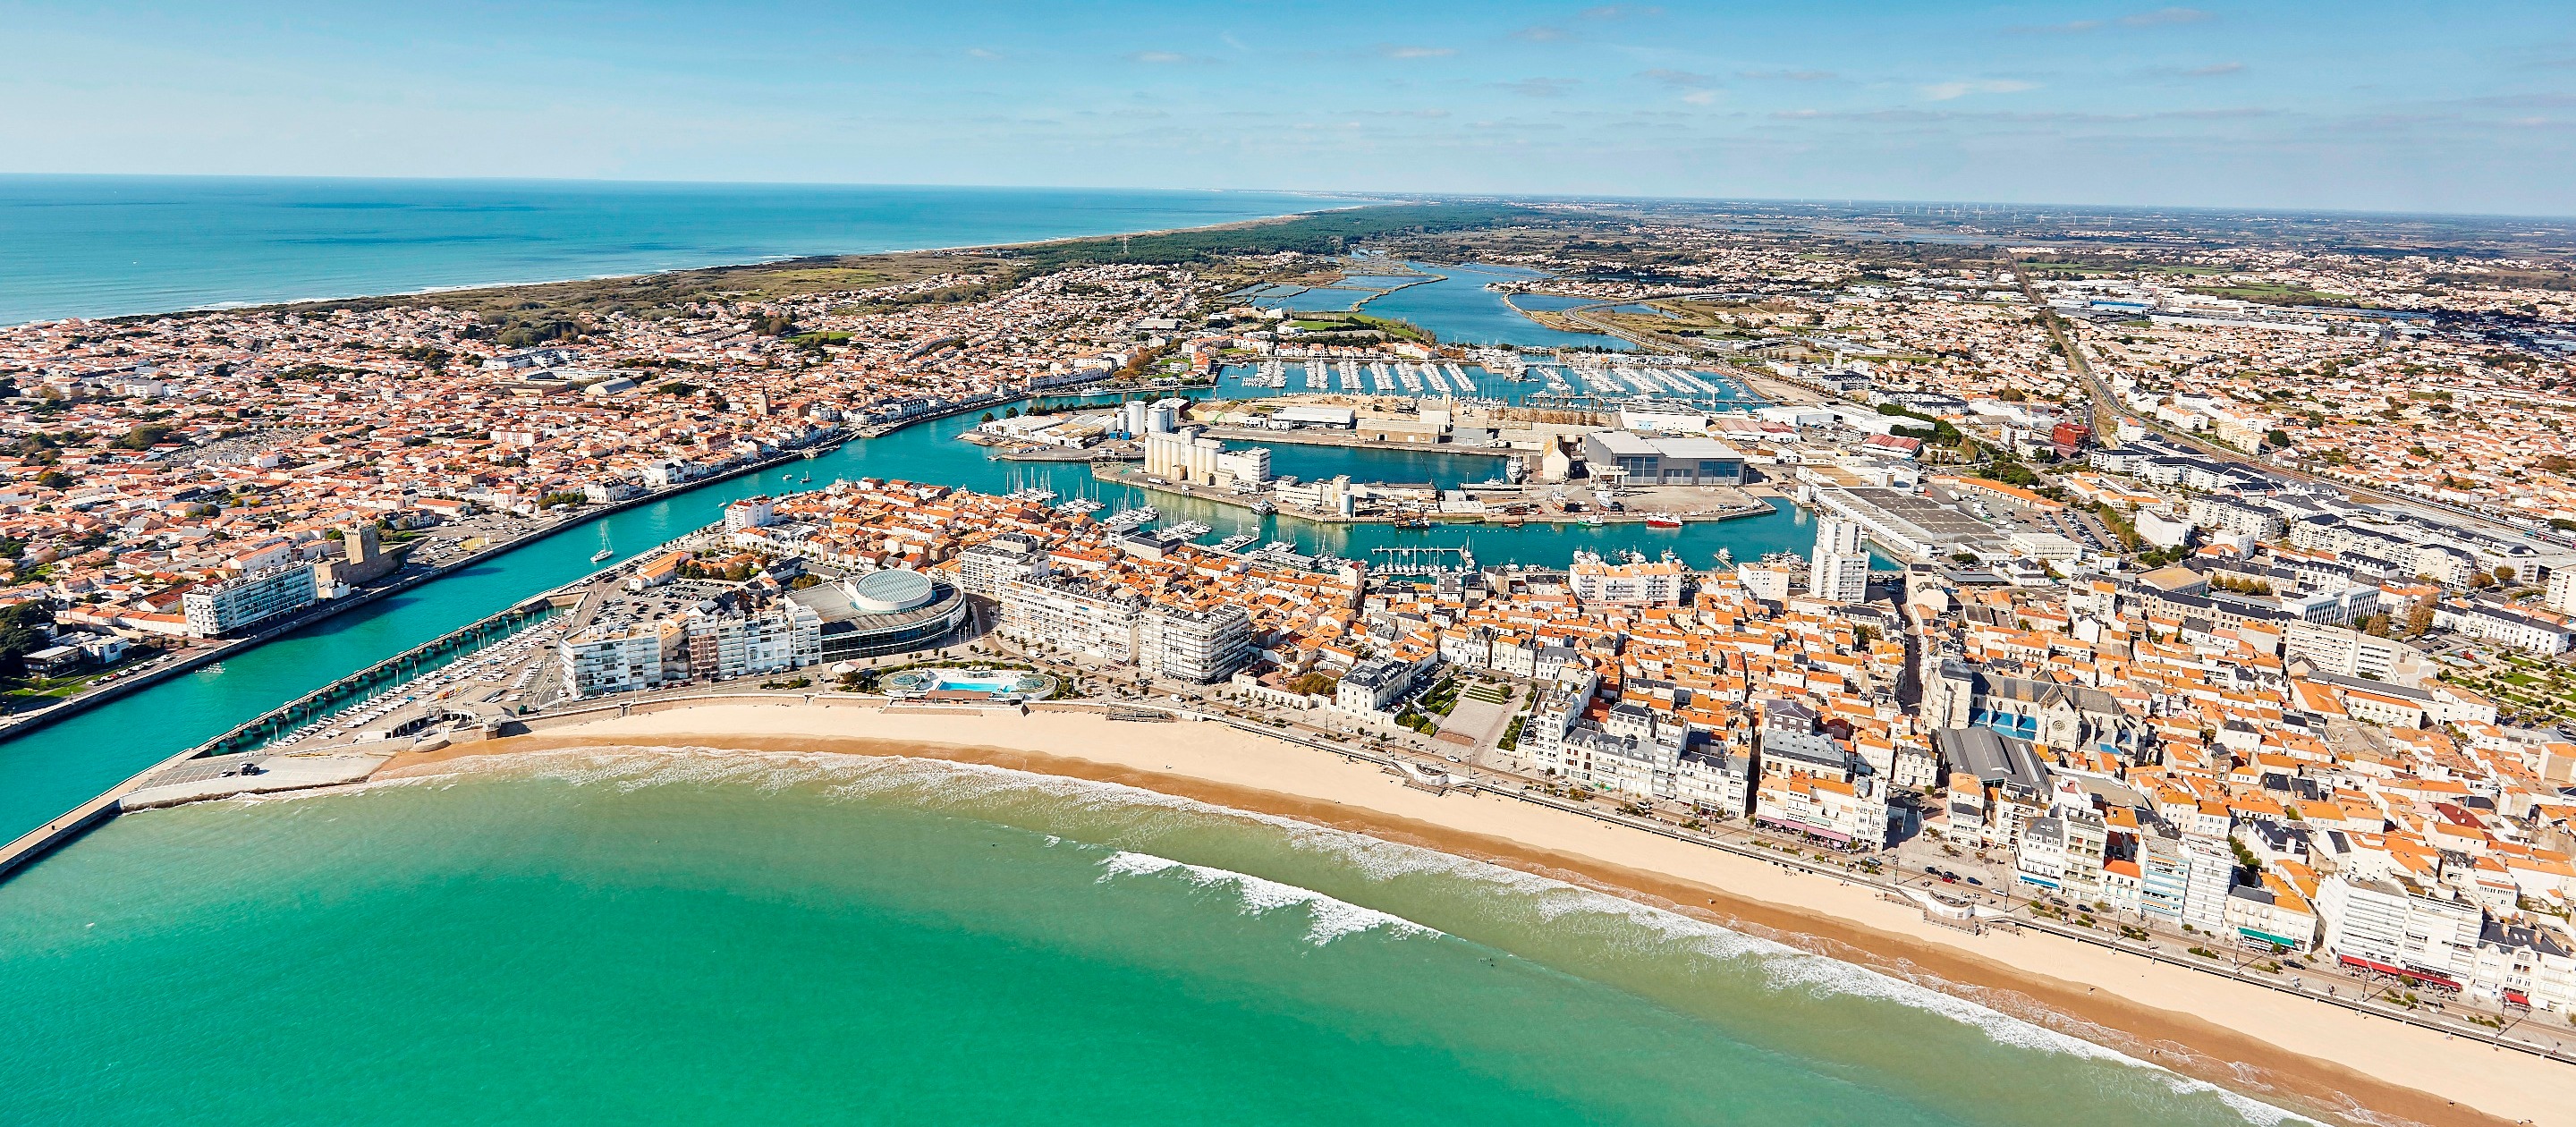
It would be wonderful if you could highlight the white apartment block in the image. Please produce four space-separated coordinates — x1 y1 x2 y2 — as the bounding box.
1139 605 1253 684
182 562 320 637
682 602 822 681
2318 875 2484 984
954 536 1046 597
561 621 678 699
1809 517 1868 604
2547 567 2576 615
1570 552 1687 606
997 576 1141 664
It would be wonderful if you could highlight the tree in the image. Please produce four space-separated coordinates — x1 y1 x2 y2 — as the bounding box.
979 411 996 423
2405 604 2436 637
0 600 57 684
2264 428 2292 448
2496 564 2518 586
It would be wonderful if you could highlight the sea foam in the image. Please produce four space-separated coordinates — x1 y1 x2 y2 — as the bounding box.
324 745 2320 1125
1094 850 1443 945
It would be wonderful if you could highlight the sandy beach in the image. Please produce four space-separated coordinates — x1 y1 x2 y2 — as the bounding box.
374 701 2574 1127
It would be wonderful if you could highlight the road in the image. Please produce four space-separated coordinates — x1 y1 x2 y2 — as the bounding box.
2006 258 2554 542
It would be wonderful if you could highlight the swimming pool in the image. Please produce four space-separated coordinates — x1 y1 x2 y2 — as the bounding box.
879 668 1055 698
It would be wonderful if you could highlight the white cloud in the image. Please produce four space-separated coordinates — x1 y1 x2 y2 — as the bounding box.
1377 44 1456 59
1921 79 2038 101
1125 51 1193 64
1681 89 1718 106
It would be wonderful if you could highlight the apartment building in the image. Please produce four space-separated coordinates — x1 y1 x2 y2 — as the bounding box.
682 601 823 681
1139 605 1253 684
2318 875 2484 987
180 561 319 637
561 620 680 699
997 575 1141 664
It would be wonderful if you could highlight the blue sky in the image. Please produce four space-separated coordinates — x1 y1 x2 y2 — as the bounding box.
6 1 2572 214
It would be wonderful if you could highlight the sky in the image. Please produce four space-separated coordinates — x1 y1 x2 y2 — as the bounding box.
5 1 2572 215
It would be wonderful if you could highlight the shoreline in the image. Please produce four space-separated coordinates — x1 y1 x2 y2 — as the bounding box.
371 702 2572 1127
64 195 1367 329
0 439 817 756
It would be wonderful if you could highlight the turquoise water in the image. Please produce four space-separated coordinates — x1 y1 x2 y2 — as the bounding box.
0 401 1826 845
0 176 1346 324
1352 261 1637 352
0 750 2310 1125
1250 285 1381 311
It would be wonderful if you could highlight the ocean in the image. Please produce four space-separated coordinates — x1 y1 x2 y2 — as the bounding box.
0 750 2312 1126
0 176 1349 325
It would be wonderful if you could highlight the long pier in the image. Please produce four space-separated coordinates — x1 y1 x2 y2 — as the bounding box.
190 597 565 759
0 593 569 883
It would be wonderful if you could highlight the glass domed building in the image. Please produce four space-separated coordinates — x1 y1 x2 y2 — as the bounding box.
787 567 970 660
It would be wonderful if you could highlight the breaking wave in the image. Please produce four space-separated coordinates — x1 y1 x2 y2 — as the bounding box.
263 745 2320 1125
1094 849 1443 945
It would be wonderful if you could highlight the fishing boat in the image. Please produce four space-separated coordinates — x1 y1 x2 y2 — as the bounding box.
1645 516 1682 530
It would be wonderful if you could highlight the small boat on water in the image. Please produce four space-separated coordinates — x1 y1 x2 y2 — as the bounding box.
592 548 614 564
1645 516 1682 530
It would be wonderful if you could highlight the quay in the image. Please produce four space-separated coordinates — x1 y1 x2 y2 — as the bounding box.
0 437 830 751
1089 460 1772 527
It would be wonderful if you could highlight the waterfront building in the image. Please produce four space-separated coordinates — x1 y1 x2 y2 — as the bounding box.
725 496 777 532
996 575 1142 664
181 562 320 638
1142 429 1270 488
2318 874 2484 987
561 620 682 699
1674 747 1754 817
1334 657 1413 716
2224 871 2322 953
1139 605 1253 684
683 600 823 681
1575 431 1745 487
1569 551 1687 606
792 568 971 661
